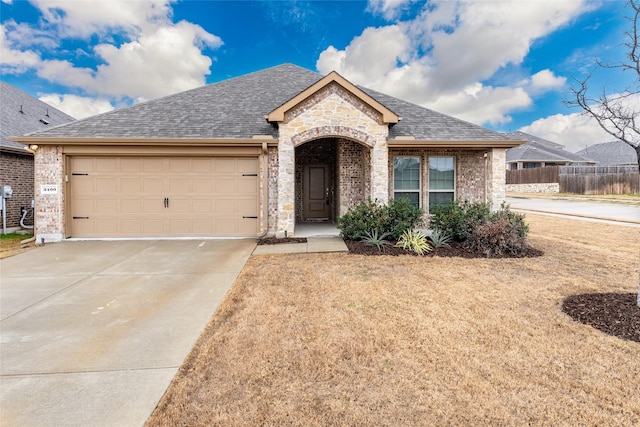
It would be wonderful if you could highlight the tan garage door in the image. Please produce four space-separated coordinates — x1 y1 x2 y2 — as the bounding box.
69 156 259 237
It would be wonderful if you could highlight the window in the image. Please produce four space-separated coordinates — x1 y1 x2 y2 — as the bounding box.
428 157 455 210
393 157 420 208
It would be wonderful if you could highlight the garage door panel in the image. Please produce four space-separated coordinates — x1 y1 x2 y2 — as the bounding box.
143 158 163 172
95 199 118 213
95 158 117 172
70 156 259 237
143 178 163 193
120 199 142 213
120 178 142 192
237 158 258 173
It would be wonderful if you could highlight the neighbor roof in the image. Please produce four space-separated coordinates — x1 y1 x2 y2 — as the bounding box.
505 131 593 164
18 64 513 143
576 140 638 166
1 82 75 155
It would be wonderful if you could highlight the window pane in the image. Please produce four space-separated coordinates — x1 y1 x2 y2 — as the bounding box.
429 157 454 190
429 192 454 210
394 157 420 190
394 192 420 208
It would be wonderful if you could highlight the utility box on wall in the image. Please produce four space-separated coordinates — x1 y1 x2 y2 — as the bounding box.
1 185 13 199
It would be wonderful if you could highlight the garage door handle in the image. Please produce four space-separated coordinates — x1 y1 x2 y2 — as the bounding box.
164 197 169 208
73 216 89 219
242 173 257 177
243 216 257 219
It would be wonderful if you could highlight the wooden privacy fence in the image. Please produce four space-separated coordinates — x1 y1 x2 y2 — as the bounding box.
506 165 640 195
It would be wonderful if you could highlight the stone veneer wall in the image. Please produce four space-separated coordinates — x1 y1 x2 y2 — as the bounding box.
267 146 278 233
0 152 34 230
486 148 507 210
337 139 370 217
506 183 559 193
33 145 65 242
276 82 389 237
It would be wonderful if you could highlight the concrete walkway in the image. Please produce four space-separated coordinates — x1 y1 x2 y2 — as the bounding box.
253 236 348 255
0 239 256 427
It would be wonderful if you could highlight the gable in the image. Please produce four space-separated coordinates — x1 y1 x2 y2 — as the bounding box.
267 71 399 125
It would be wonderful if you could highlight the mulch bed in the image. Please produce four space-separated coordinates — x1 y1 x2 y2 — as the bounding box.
258 237 307 245
344 240 544 258
562 293 640 343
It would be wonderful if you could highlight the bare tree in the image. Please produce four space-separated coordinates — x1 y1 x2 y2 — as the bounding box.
569 0 640 169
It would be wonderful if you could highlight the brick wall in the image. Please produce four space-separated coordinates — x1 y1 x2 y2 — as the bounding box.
0 152 34 230
337 139 369 217
33 145 65 242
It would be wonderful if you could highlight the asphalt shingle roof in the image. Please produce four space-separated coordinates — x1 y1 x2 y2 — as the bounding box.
22 64 510 142
1 82 75 154
505 131 593 164
576 140 638 166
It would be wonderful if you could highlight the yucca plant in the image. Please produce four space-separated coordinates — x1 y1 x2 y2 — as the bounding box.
360 229 392 251
428 227 452 248
396 229 431 255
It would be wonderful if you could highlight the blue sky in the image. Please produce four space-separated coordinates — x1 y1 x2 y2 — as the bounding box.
1 0 635 151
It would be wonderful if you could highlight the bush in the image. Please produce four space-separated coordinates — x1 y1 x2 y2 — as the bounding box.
337 198 423 241
360 230 393 251
463 204 530 257
428 227 452 248
429 200 491 242
464 217 528 257
396 229 431 255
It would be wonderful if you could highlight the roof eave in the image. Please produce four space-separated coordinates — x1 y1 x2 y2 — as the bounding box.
10 136 279 147
388 138 526 149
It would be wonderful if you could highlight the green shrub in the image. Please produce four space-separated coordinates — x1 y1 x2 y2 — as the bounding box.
429 200 490 242
360 229 393 251
428 227 452 248
396 230 431 255
338 198 423 241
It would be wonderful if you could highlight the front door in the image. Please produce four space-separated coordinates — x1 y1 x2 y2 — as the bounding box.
304 164 331 221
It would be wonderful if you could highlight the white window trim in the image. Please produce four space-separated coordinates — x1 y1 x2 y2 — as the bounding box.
393 156 421 208
428 156 456 210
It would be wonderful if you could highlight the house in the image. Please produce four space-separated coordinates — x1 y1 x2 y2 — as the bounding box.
576 140 638 167
505 131 594 170
13 64 523 242
1 82 75 233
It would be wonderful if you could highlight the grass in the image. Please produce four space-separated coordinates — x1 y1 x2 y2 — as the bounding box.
146 214 640 426
0 232 34 259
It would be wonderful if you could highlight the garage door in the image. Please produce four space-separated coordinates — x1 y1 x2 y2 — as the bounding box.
69 156 259 237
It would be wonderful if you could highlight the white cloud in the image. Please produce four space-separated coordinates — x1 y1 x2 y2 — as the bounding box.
38 94 114 119
520 113 614 152
367 0 415 20
521 91 640 152
0 24 41 74
3 0 222 106
530 69 567 94
317 0 589 126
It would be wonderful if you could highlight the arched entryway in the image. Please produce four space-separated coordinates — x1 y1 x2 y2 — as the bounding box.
294 138 371 226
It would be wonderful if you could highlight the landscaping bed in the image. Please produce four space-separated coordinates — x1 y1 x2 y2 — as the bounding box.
344 239 544 258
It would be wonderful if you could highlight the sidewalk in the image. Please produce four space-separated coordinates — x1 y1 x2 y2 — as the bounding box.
253 236 348 255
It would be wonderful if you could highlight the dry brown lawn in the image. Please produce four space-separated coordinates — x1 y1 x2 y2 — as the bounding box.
147 214 640 426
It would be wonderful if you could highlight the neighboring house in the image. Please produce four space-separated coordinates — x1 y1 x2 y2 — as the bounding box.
576 140 638 166
0 82 75 232
14 64 523 242
505 131 595 170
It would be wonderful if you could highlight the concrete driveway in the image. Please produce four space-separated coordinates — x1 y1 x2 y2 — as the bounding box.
0 239 256 427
